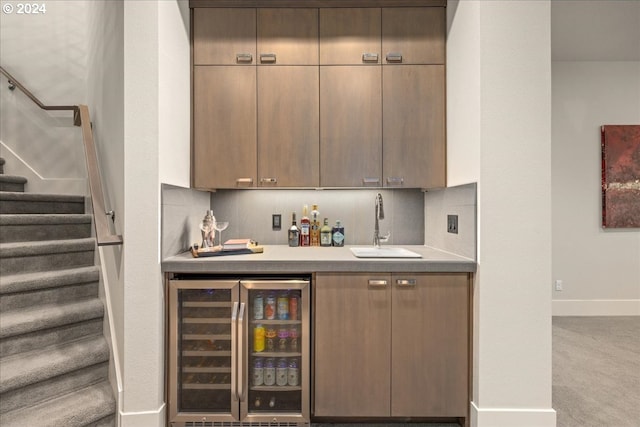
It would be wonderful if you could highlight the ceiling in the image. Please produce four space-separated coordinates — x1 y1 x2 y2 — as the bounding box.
551 0 640 61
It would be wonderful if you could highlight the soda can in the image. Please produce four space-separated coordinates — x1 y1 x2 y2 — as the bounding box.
265 294 276 320
277 292 289 320
254 324 265 352
289 296 298 320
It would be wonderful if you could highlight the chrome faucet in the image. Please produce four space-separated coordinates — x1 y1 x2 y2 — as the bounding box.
373 193 390 248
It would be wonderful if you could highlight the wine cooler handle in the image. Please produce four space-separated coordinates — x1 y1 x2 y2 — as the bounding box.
237 302 246 402
231 302 239 402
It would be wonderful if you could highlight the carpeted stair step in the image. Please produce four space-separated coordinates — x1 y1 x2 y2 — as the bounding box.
0 175 27 192
0 335 109 395
0 380 115 427
0 298 104 342
0 238 95 275
0 265 99 297
0 317 104 358
0 266 100 311
0 361 108 414
0 192 84 214
0 214 92 243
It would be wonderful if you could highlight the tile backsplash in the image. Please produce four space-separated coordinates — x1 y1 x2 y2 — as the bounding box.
424 182 477 260
161 184 211 259
210 189 425 246
161 183 477 259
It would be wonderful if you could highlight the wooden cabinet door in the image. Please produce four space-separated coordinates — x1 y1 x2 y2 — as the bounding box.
314 273 391 417
193 8 256 65
320 66 382 187
382 7 445 65
391 273 469 417
383 65 445 188
257 8 318 65
257 66 319 187
319 8 381 65
193 66 257 189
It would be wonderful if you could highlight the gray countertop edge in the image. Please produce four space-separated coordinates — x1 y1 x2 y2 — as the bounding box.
162 245 477 274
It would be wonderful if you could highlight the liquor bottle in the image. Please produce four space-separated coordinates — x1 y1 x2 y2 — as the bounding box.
310 204 320 246
332 220 345 247
288 212 300 247
299 205 310 246
320 218 332 247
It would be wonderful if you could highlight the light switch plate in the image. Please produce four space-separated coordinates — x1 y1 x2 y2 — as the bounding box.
447 214 458 234
272 214 282 231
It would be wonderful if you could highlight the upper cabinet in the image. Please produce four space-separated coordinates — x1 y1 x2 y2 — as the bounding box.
382 7 445 64
258 8 319 65
193 8 256 65
191 3 446 190
319 8 381 65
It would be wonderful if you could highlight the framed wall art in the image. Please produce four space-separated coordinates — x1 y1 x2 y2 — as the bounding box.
601 125 640 228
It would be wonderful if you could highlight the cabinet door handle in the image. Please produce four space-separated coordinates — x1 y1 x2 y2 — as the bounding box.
368 279 388 287
386 53 403 63
236 178 253 186
260 177 278 184
260 53 276 63
362 53 379 63
363 177 381 186
396 279 416 287
386 177 404 186
237 302 246 402
231 302 239 401
236 53 253 64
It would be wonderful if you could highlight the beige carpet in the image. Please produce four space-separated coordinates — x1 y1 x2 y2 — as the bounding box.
553 316 640 427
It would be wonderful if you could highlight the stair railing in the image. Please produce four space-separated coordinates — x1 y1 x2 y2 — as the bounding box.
1 66 123 246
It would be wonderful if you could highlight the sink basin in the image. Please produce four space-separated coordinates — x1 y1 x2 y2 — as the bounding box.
350 247 422 258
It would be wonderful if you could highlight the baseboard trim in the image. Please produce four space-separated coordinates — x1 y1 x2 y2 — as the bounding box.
552 299 640 316
120 403 166 427
471 401 556 427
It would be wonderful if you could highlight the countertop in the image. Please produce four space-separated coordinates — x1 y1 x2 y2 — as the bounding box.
162 245 476 274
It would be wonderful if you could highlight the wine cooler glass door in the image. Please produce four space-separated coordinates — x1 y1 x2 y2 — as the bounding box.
240 279 310 423
168 280 241 424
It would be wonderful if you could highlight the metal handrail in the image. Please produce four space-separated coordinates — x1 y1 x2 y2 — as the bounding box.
1 66 123 246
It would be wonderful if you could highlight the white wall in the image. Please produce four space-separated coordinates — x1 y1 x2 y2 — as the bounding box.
159 0 191 188
552 61 640 315
447 2 554 426
445 0 480 188
0 0 88 193
85 0 126 415
121 1 165 424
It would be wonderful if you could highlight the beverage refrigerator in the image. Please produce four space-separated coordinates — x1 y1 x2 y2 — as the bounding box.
167 277 310 426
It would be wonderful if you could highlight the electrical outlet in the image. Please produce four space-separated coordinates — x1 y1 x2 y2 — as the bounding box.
447 214 458 234
272 214 281 231
555 280 563 291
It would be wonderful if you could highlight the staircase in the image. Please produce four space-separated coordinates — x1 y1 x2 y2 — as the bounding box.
0 157 116 426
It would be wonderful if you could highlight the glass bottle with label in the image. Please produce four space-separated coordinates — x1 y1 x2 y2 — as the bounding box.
320 218 332 247
264 358 276 386
276 358 288 386
253 358 264 386
299 205 310 246
310 204 320 246
332 220 345 247
288 212 300 247
288 358 299 386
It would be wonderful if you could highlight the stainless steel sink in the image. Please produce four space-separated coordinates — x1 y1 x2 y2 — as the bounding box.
350 247 422 258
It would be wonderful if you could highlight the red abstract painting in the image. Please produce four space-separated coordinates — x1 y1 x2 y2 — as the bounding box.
601 125 640 228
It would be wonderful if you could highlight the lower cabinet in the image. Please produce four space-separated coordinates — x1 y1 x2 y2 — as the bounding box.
314 272 470 420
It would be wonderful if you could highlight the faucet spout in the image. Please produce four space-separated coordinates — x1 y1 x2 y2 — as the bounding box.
374 193 390 248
